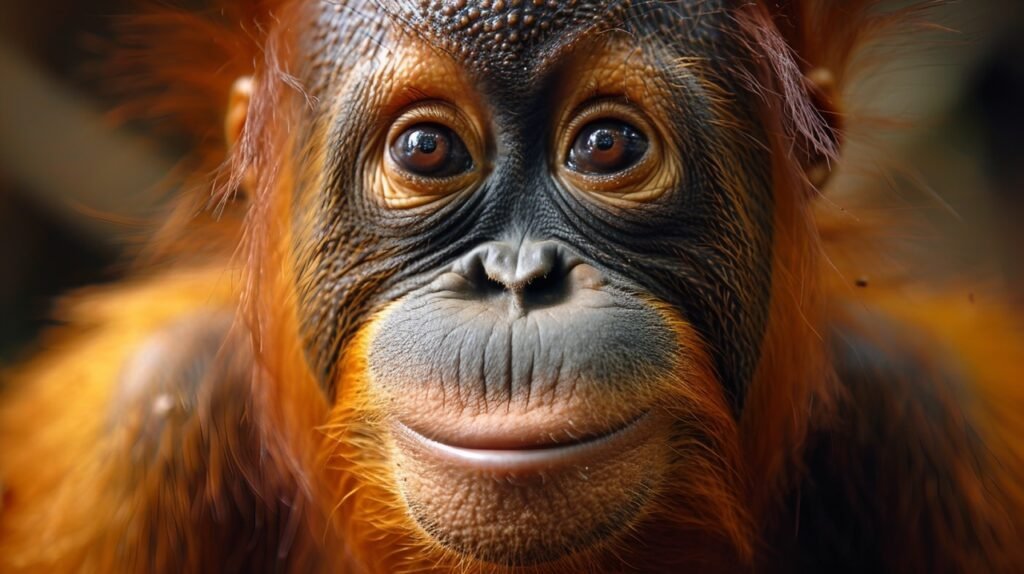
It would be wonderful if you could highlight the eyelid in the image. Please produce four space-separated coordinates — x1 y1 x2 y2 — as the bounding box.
389 102 472 145
554 98 679 207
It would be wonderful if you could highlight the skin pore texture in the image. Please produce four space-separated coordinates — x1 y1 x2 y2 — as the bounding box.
1 1 1023 573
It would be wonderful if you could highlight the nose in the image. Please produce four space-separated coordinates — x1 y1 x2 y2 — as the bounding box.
450 239 598 311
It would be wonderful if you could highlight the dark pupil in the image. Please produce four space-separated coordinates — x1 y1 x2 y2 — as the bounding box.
391 123 471 177
410 131 438 155
569 120 648 175
592 130 616 151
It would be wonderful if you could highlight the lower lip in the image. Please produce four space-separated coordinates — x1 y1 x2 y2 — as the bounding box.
392 413 655 475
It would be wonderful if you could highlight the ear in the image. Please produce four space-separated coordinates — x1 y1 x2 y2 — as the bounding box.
225 76 253 149
752 1 877 188
225 76 255 197
803 66 841 188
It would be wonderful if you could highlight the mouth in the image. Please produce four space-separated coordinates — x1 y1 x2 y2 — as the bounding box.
393 412 654 475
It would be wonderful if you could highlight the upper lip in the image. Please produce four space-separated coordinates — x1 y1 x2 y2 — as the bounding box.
393 412 653 474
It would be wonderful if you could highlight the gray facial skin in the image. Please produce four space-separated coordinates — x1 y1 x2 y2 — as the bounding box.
295 0 773 409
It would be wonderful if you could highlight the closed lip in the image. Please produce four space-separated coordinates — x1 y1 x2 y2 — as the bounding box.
393 412 654 474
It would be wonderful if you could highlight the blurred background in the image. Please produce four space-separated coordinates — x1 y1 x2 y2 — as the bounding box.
0 0 1022 363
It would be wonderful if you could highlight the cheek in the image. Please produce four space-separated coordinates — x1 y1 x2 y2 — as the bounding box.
289 194 399 391
318 317 416 551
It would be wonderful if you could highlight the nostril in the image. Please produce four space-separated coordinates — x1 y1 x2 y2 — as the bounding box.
520 269 570 308
461 254 506 297
483 273 507 297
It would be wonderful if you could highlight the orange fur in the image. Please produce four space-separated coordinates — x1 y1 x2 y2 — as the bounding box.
1 1 1023 572
0 269 240 571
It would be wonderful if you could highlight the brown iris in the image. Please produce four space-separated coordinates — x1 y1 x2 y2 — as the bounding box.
568 120 648 175
390 123 472 177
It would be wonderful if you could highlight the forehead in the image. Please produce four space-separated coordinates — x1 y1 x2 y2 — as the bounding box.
311 0 732 82
379 0 626 70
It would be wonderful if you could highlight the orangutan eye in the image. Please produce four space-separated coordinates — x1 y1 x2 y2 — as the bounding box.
390 123 473 178
567 120 649 176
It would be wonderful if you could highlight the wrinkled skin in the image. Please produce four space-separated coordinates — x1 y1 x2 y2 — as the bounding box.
299 0 770 404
